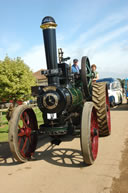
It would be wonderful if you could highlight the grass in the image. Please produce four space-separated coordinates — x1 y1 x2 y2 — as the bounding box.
0 106 43 142
0 111 8 142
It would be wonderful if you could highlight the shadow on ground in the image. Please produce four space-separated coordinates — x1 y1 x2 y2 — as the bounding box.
0 142 17 166
0 135 50 166
0 135 86 168
35 145 86 168
111 103 128 111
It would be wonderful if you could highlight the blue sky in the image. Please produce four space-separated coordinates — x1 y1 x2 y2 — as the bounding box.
0 0 128 78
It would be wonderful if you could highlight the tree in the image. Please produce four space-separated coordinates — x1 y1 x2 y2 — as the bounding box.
121 79 125 88
117 78 125 88
0 56 36 103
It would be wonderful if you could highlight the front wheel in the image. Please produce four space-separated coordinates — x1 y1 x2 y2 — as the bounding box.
8 105 38 162
80 102 99 165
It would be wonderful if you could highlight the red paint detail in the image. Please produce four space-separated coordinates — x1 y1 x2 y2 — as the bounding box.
91 108 98 160
21 137 28 154
106 90 111 134
18 137 22 146
18 110 32 158
18 128 25 137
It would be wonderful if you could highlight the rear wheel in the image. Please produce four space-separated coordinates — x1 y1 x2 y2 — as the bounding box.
111 97 115 107
81 102 99 165
92 82 111 136
8 105 38 162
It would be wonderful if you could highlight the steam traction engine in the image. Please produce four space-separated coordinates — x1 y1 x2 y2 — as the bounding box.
8 16 111 165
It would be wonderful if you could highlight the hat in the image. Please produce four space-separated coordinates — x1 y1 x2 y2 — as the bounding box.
73 59 78 63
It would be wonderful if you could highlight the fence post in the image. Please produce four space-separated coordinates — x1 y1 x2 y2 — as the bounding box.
0 111 2 126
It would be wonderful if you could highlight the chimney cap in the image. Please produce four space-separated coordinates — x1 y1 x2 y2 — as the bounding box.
41 16 56 25
40 16 57 29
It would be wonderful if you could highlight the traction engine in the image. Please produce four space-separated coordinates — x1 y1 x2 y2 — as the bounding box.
8 16 111 165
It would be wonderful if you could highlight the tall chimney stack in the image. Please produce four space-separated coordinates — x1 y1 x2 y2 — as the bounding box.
40 16 59 85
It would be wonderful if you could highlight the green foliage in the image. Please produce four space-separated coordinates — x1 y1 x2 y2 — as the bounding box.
121 79 125 88
0 56 36 102
117 78 125 88
0 107 43 142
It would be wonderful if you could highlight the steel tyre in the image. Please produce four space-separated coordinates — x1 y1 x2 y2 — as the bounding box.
81 102 99 165
8 105 38 162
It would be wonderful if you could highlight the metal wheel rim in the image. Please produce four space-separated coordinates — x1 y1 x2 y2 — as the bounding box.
81 102 99 164
17 109 37 159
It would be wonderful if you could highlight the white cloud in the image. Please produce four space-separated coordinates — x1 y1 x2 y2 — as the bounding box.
87 25 128 50
74 12 128 46
22 39 128 79
90 43 128 79
23 45 47 72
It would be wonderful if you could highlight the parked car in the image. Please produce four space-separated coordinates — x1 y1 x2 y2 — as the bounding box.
124 78 128 103
96 78 123 107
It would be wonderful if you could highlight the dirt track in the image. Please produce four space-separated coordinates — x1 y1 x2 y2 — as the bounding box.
0 102 128 193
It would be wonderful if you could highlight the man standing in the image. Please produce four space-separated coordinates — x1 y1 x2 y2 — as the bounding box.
72 59 79 73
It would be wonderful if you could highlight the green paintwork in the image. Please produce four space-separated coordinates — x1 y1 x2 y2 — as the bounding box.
69 87 83 106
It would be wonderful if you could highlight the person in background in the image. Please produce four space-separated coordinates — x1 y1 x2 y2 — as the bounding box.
6 103 14 121
72 59 79 73
91 64 99 82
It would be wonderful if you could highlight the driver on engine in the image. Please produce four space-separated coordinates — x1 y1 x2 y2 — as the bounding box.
71 59 80 73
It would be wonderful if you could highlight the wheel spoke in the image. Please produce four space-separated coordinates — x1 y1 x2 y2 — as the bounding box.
29 136 31 144
88 78 92 87
21 137 28 155
86 63 91 74
21 114 29 129
18 137 22 146
86 73 92 78
18 129 25 137
24 112 30 124
81 56 92 99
